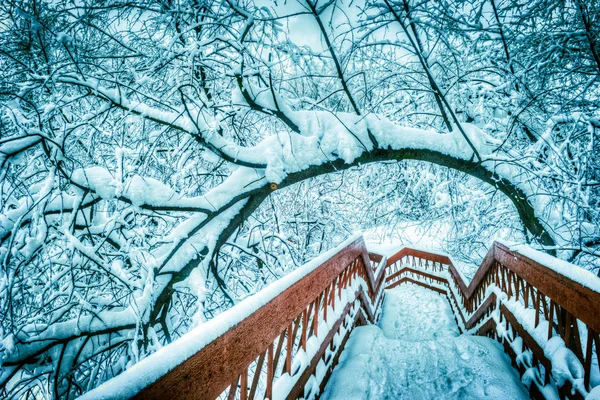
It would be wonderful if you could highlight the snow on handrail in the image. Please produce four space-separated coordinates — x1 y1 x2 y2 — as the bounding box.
385 241 600 400
82 234 388 400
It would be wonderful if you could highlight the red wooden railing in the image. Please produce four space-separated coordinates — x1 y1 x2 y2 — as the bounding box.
386 242 600 399
131 236 387 400
86 236 600 400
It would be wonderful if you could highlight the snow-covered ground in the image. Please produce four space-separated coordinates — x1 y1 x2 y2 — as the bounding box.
321 284 528 399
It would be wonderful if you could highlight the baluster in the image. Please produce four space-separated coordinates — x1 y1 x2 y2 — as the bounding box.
556 304 567 339
323 286 329 321
525 283 533 309
548 300 555 340
331 277 337 310
227 375 239 400
541 294 549 321
495 263 500 286
273 330 286 377
534 290 541 328
285 322 293 374
301 309 307 351
266 343 274 399
248 351 266 400
291 314 301 352
563 311 572 348
306 301 315 338
589 331 600 389
314 295 320 337
584 328 595 390
566 314 584 362
241 369 248 400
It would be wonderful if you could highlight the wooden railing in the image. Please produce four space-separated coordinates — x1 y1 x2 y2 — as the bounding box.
84 236 599 400
89 236 388 400
385 242 600 400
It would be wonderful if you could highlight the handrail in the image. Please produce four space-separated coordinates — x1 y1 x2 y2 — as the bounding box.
83 235 387 400
82 236 599 400
384 241 600 399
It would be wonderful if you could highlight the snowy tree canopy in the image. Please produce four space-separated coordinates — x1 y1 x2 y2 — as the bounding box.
0 0 599 397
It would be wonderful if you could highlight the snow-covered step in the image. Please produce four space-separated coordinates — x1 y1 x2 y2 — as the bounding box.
321 284 528 399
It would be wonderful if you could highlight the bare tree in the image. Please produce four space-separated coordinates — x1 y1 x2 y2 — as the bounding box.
0 0 598 397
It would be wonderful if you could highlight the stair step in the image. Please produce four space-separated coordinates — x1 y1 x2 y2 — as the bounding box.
321 284 529 400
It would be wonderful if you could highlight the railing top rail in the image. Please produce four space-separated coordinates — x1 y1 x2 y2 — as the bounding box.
368 252 384 263
387 247 451 266
386 241 600 333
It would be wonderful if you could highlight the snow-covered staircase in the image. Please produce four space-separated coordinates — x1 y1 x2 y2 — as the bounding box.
83 235 600 400
321 284 528 399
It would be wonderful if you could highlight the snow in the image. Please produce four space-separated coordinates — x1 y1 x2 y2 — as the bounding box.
71 167 117 199
123 175 178 207
2 2 598 399
56 32 73 44
80 234 362 400
321 284 528 400
377 283 460 340
492 289 599 398
589 386 600 400
500 240 600 293
545 337 585 388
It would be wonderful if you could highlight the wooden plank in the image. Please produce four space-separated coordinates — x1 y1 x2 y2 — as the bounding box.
387 247 451 267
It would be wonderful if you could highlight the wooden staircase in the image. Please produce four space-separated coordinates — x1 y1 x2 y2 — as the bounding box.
85 236 600 400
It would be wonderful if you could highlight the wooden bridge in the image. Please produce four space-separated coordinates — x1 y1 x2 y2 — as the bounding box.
84 236 600 400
